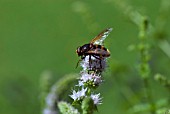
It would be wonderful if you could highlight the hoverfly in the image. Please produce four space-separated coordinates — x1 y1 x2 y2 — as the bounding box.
76 28 112 68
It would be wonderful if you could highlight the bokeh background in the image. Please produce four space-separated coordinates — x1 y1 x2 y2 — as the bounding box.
0 0 170 114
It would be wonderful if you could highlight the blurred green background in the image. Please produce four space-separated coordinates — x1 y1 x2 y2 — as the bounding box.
0 0 170 114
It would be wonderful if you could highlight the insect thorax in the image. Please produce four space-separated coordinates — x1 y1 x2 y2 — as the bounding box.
81 44 92 52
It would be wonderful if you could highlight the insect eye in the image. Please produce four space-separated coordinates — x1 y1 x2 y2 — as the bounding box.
76 46 81 53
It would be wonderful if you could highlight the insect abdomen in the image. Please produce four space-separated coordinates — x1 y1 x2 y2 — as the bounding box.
90 44 110 57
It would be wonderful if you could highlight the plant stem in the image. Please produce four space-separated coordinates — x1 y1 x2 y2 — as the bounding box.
138 17 156 114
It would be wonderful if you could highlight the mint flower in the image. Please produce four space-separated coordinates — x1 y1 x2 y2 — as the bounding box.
91 93 102 105
69 88 87 101
78 71 103 87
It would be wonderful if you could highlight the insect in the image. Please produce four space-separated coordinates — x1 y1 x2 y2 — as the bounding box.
76 28 112 68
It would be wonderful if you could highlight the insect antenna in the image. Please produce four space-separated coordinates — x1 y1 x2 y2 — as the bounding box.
75 59 82 68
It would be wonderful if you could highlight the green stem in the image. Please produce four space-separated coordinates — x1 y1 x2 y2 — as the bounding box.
143 78 156 114
139 17 156 114
81 97 95 114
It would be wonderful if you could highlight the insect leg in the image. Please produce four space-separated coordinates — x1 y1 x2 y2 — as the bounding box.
91 55 101 60
92 55 103 69
99 55 103 69
89 55 92 68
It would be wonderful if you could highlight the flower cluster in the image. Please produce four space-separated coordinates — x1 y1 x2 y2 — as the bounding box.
69 88 87 101
78 71 102 88
70 55 108 106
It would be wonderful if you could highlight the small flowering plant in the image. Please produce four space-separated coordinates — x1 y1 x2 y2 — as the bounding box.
70 55 109 113
69 28 112 113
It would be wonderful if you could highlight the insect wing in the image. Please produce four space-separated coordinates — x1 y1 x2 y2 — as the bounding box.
90 28 113 45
